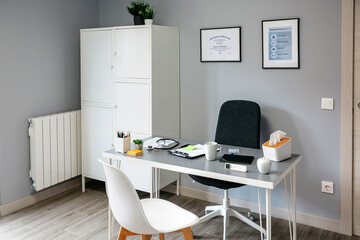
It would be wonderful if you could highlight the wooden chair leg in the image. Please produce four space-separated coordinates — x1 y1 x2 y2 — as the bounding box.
159 233 165 240
141 235 152 240
118 227 148 240
118 227 132 240
180 227 194 240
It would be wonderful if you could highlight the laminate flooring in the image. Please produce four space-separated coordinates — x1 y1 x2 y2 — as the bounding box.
0 181 359 240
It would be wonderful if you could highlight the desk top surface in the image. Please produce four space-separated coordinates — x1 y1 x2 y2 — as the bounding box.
103 138 301 189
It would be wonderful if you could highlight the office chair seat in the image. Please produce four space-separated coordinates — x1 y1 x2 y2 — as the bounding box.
141 198 199 233
189 174 244 189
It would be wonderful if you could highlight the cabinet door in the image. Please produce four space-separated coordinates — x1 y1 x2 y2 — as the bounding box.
82 106 112 181
114 83 151 135
115 28 150 80
120 162 151 192
81 30 112 104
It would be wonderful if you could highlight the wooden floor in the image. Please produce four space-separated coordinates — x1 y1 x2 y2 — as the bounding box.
0 182 359 240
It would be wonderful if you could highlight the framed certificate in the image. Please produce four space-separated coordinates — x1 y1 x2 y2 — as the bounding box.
200 27 241 62
262 18 300 69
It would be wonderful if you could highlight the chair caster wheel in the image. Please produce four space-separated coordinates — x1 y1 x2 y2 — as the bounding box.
247 213 255 221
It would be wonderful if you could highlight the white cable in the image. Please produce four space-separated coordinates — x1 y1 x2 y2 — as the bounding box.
257 187 264 240
284 176 293 240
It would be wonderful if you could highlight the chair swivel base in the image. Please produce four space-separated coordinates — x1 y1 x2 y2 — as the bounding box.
198 192 266 240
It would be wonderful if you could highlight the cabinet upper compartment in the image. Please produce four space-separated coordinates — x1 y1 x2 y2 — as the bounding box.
113 25 179 84
115 27 151 81
81 29 113 104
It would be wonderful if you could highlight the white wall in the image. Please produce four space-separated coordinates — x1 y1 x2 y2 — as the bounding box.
0 0 99 205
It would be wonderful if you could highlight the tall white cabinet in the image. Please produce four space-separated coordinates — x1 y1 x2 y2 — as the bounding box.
81 28 113 184
81 25 180 194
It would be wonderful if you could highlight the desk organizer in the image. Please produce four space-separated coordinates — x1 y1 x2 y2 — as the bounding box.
262 137 291 162
115 137 131 153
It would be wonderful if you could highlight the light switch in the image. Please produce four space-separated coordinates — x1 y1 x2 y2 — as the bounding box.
321 98 334 110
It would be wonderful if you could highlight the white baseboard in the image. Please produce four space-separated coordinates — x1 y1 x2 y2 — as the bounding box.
162 184 341 234
0 177 81 217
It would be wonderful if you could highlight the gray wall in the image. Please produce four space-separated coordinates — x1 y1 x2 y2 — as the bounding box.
0 0 99 205
99 0 342 220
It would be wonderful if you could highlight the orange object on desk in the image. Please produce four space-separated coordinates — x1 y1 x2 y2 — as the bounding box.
262 137 291 148
127 149 143 156
262 137 292 162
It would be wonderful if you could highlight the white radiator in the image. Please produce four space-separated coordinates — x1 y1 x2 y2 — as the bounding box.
29 110 81 191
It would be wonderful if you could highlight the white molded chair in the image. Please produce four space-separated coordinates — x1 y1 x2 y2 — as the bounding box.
99 160 200 240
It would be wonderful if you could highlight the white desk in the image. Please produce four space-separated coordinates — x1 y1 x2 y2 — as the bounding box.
103 138 301 240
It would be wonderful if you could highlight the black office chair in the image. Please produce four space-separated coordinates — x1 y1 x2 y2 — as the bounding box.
189 100 261 240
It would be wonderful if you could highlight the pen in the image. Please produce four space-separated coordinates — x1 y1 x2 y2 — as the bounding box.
117 131 131 138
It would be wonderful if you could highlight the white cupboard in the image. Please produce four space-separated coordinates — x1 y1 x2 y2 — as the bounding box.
81 28 113 185
81 25 180 194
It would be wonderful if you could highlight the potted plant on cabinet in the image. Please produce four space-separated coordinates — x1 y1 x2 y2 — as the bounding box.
143 7 156 25
133 139 143 150
127 1 146 25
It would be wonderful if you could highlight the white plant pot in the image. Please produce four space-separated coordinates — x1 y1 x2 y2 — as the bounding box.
145 19 153 25
134 143 143 150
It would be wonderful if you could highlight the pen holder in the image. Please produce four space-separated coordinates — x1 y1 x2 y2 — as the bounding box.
115 137 131 153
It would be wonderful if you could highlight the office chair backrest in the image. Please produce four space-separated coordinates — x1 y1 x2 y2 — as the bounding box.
98 160 157 234
215 100 261 149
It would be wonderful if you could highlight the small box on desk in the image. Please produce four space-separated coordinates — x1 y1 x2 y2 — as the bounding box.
262 137 291 162
115 137 131 153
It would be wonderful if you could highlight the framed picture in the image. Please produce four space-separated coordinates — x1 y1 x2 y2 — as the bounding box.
200 27 241 62
262 18 300 69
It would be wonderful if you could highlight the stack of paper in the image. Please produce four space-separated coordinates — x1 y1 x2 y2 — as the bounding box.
127 149 143 156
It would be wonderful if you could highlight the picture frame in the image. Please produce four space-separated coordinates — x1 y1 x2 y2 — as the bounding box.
262 18 300 69
200 27 241 62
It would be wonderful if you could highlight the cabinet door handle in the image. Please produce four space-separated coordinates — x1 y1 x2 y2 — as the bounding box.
114 105 117 108
111 65 114 69
358 102 360 109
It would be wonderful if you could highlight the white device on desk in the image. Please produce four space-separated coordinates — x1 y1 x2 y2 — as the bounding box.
224 163 248 172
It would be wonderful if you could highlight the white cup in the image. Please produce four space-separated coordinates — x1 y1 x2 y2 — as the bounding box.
204 142 221 161
257 157 271 174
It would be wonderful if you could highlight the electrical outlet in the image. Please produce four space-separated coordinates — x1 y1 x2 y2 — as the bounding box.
322 181 334 194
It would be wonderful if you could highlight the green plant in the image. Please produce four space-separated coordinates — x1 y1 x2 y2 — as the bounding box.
143 7 156 19
127 1 147 16
133 139 143 144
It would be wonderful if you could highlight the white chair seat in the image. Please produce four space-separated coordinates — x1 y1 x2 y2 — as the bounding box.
141 198 200 233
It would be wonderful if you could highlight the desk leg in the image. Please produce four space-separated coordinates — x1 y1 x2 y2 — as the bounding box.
292 167 297 240
108 204 113 240
155 168 160 198
151 168 155 198
158 168 160 198
266 189 271 240
176 173 180 196
152 167 160 198
108 158 113 240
